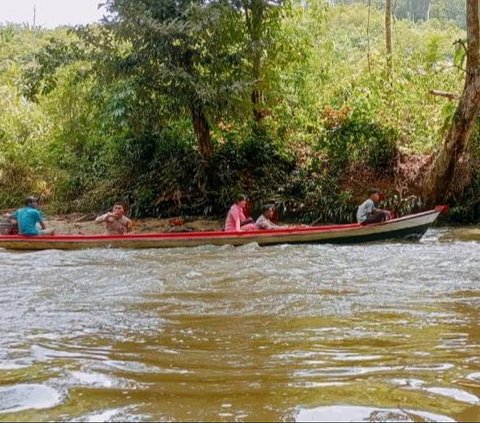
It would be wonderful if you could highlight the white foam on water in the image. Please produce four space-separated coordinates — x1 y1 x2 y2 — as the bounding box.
426 387 480 404
0 384 62 414
295 405 455 422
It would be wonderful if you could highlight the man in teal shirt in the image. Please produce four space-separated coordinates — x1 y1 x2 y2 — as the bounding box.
12 196 55 236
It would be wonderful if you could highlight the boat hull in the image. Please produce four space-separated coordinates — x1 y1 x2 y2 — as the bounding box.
0 208 444 251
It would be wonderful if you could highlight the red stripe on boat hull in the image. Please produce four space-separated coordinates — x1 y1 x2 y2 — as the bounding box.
0 208 443 250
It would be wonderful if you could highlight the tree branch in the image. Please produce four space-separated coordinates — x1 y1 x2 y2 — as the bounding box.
466 0 480 70
430 89 461 100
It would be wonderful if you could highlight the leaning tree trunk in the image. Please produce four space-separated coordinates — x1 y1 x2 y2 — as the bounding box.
424 0 480 206
182 51 214 162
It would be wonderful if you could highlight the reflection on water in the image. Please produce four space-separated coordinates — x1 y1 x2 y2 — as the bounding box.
0 228 480 421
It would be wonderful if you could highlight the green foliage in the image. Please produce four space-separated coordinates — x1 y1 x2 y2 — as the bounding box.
96 0 251 155
0 67 53 208
0 3 476 223
22 34 86 100
66 122 297 218
318 117 398 173
381 193 424 217
453 38 467 70
447 183 480 223
281 168 356 223
39 62 106 203
113 128 199 217
207 123 296 212
445 119 480 222
330 0 466 28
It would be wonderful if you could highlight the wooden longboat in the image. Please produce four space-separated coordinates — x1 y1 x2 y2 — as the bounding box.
0 206 446 251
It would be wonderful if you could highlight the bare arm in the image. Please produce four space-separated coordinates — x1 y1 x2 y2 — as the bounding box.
232 207 242 232
95 213 112 224
235 216 241 232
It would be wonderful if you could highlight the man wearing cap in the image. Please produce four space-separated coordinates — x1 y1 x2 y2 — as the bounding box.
11 196 55 236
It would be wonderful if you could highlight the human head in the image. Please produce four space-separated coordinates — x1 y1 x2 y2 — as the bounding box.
368 188 381 203
25 196 39 208
112 201 127 216
235 194 248 209
263 204 275 219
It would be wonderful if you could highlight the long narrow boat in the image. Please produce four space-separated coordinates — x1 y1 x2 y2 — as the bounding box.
0 206 446 251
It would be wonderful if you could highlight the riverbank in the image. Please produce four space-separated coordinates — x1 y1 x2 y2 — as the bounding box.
46 214 224 235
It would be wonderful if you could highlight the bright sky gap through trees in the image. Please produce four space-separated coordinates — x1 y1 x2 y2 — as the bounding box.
0 0 104 28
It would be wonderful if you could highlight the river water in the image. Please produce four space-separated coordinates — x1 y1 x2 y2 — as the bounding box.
0 228 479 422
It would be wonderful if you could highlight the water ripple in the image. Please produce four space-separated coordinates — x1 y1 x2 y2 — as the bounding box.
0 232 479 420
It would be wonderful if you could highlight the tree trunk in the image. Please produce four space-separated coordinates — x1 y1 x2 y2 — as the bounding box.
183 52 214 161
409 0 431 21
244 0 266 122
423 0 431 21
191 104 213 161
385 0 393 78
424 0 480 206
252 89 264 121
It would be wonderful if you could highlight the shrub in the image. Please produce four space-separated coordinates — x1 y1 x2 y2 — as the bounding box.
318 116 399 174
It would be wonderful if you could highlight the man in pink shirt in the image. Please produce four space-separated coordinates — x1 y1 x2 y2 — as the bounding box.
224 194 256 232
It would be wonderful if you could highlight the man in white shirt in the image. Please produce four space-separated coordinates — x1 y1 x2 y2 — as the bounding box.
356 189 392 224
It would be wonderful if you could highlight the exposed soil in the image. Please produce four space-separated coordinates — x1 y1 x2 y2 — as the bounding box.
46 214 225 235
342 152 432 203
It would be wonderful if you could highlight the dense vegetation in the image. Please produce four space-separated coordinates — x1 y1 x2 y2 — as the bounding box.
1 0 478 223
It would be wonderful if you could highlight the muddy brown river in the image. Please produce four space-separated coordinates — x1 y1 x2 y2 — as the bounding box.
0 227 479 421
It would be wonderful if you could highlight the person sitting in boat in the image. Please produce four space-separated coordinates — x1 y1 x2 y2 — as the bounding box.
255 204 283 230
95 201 132 235
224 194 256 232
0 210 18 235
255 204 308 230
356 189 392 225
11 196 55 236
